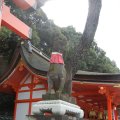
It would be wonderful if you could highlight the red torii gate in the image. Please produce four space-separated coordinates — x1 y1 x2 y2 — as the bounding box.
0 0 37 39
12 0 37 11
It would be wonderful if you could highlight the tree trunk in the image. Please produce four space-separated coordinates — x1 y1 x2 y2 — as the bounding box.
64 0 102 95
71 0 102 75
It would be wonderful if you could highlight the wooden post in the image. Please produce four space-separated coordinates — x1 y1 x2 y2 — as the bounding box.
107 95 112 120
114 109 118 120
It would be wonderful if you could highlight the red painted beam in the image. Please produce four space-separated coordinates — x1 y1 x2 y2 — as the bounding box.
2 4 32 39
72 91 99 97
12 0 37 11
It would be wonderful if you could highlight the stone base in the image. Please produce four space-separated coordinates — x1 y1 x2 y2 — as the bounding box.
42 93 76 104
26 115 83 120
32 100 84 118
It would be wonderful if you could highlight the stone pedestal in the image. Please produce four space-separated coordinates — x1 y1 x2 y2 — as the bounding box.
27 97 84 120
32 100 84 119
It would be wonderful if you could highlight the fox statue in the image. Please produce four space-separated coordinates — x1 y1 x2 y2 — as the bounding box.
47 52 72 95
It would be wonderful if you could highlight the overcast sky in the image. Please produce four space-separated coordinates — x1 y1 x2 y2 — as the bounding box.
42 0 120 69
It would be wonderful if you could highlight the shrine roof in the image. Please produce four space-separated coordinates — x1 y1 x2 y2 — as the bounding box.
74 70 120 84
0 41 50 83
1 41 120 84
76 70 120 75
20 41 50 75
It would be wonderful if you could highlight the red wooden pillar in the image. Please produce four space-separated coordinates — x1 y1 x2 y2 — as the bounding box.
107 95 112 120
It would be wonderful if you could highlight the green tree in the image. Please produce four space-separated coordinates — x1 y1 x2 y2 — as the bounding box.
4 0 119 73
61 26 119 73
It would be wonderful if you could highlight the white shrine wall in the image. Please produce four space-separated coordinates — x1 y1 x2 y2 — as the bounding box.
14 74 46 120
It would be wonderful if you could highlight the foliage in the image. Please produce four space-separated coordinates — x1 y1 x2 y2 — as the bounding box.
78 42 120 73
1 0 119 73
61 27 119 73
0 27 12 54
0 93 15 120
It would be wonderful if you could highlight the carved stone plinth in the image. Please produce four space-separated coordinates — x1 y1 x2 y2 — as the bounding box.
27 115 84 120
32 100 84 119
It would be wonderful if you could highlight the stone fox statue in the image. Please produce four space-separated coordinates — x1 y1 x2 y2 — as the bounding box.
47 52 71 94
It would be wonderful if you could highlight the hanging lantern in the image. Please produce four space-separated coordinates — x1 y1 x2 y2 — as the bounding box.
98 87 107 94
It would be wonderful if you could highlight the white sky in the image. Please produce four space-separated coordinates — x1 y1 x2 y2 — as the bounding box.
42 0 120 69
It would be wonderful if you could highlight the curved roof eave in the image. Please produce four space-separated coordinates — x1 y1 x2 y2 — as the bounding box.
20 42 50 76
0 42 50 84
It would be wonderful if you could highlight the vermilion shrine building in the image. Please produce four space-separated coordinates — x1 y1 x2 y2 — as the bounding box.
0 0 120 120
